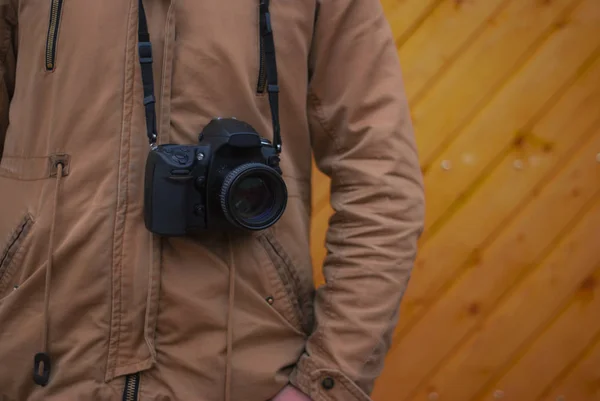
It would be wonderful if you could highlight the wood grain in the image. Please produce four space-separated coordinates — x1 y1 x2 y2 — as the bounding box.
412 0 580 167
539 332 600 401
478 260 600 401
373 127 600 401
400 0 509 102
395 28 600 341
416 193 600 401
308 1 600 399
423 0 600 234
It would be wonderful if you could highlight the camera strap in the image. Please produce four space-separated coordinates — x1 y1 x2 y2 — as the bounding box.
136 0 283 153
259 0 282 153
137 0 158 146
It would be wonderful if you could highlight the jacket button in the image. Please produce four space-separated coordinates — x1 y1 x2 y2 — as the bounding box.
321 377 335 390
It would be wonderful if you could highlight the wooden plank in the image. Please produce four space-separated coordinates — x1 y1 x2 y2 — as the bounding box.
477 262 600 401
371 128 600 401
409 195 600 401
380 0 441 48
310 153 332 286
540 333 600 401
400 0 509 102
310 158 330 219
411 0 580 167
392 46 600 339
422 0 600 233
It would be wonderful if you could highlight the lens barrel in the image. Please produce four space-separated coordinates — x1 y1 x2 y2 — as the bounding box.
220 163 287 230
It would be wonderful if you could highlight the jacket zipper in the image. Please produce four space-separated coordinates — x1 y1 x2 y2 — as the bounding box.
122 373 140 401
45 0 65 71
257 5 267 94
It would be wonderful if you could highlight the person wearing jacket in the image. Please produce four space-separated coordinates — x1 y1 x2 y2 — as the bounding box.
0 0 424 400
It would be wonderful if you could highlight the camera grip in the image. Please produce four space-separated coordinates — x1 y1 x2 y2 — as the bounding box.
144 147 195 236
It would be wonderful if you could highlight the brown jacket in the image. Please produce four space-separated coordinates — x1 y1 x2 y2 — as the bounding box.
0 0 424 400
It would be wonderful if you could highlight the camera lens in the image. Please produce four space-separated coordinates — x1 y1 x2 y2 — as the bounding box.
231 177 273 220
220 163 287 230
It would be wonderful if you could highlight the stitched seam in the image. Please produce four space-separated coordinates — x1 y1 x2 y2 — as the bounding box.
107 0 137 380
116 36 135 374
264 232 312 332
158 1 176 142
0 155 60 181
1 156 52 160
257 235 291 308
258 235 304 332
0 174 49 181
0 215 33 294
316 370 372 401
334 376 369 401
143 234 160 359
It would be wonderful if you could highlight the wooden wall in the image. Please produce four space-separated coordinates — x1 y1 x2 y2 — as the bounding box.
309 0 600 400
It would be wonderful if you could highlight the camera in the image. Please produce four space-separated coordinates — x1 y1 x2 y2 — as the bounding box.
144 117 288 236
137 0 285 237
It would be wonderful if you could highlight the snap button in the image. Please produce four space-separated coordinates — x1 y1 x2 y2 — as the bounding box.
321 377 335 390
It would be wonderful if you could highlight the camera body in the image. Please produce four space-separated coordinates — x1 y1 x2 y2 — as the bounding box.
144 118 288 237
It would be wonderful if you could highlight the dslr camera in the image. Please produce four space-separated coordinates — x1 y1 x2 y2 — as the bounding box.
144 117 288 236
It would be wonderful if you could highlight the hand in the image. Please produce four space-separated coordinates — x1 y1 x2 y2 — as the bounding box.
272 385 312 401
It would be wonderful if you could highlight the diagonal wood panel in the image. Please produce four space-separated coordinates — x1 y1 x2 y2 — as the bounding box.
539 332 600 400
401 55 600 396
399 0 509 102
309 1 600 400
412 0 580 167
373 126 600 401
379 0 442 48
478 259 600 401
422 0 600 235
413 190 600 401
393 0 600 339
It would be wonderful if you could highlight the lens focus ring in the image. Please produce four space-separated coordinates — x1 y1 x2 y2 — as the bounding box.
220 162 288 231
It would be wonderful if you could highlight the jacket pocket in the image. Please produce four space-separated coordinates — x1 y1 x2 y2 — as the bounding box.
0 214 34 298
257 230 314 336
45 0 65 71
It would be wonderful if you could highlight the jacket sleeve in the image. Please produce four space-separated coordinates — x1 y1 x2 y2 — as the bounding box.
0 2 17 159
289 1 425 400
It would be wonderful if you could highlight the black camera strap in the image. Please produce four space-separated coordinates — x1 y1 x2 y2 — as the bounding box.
136 0 282 153
259 0 282 153
137 0 158 146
